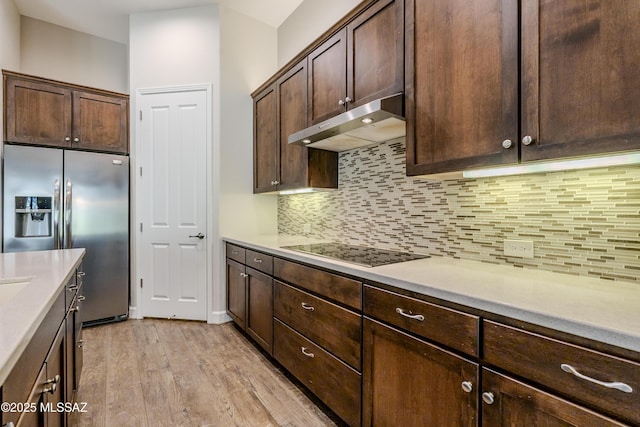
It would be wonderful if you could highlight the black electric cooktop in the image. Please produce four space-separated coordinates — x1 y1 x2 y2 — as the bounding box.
282 242 429 267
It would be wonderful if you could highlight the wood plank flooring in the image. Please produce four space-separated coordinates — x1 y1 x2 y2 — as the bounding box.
70 319 340 427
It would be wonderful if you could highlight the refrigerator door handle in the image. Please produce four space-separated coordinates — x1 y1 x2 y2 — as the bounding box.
53 179 61 249
65 179 72 249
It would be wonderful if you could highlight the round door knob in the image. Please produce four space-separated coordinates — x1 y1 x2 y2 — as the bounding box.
502 139 513 149
482 392 495 405
522 135 534 146
461 381 473 393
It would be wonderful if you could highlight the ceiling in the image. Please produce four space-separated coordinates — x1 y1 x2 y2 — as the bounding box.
12 0 304 44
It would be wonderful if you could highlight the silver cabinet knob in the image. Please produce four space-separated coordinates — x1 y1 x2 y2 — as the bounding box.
338 99 345 106
482 392 495 405
502 139 513 149
77 339 85 348
73 137 80 143
522 135 534 146
65 137 71 142
345 96 352 103
270 180 280 186
240 272 248 278
461 381 473 393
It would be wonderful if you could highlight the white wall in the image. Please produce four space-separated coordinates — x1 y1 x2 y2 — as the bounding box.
277 0 362 66
218 6 278 317
20 17 128 93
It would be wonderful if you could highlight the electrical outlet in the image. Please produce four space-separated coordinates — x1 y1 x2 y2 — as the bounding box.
504 239 534 259
303 223 312 234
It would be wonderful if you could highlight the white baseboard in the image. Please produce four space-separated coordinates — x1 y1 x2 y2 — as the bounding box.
128 305 143 319
208 310 232 324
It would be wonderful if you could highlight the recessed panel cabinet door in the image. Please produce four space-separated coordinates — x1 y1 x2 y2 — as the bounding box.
253 85 278 193
277 60 309 191
72 91 128 154
4 76 72 147
362 318 478 426
226 259 247 329
521 0 640 161
482 369 628 426
405 0 519 175
308 29 348 124
347 0 404 108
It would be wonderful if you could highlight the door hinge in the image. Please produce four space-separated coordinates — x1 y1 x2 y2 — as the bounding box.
140 278 143 288
140 223 143 232
139 110 142 121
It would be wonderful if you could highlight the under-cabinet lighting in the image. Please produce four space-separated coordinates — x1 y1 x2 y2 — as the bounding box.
278 188 316 195
462 152 640 178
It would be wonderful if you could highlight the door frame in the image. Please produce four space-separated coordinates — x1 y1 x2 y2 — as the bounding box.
133 83 213 321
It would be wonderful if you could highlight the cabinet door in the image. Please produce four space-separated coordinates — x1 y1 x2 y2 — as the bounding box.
521 0 640 162
253 85 278 193
405 0 519 175
72 90 128 154
4 76 72 147
308 29 347 124
482 369 628 426
347 0 404 108
246 267 274 354
44 326 66 427
362 318 478 426
226 259 247 329
277 60 309 191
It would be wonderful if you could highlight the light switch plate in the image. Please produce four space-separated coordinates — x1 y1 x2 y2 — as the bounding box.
504 239 534 258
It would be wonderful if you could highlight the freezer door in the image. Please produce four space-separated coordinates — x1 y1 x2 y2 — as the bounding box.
3 145 63 252
64 150 129 323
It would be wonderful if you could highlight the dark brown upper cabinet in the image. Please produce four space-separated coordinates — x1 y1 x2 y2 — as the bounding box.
520 0 640 162
406 0 640 176
4 71 129 154
405 0 519 176
308 0 404 125
253 60 338 194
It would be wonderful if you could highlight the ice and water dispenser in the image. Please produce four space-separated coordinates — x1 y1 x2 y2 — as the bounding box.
14 196 53 237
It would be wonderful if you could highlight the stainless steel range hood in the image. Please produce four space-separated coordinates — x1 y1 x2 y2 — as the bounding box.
288 93 405 152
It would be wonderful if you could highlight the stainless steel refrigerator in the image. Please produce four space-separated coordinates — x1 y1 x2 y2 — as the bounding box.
3 144 129 324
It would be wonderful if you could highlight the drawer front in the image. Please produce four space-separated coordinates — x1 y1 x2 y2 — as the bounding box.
246 249 273 275
364 285 479 357
226 243 246 264
274 281 361 370
274 258 362 310
274 319 362 427
484 320 640 425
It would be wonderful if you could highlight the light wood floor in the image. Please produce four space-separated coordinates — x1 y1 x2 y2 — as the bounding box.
70 319 340 427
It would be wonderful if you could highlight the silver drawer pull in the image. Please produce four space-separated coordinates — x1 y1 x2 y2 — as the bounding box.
78 295 86 302
240 273 248 278
301 302 315 311
561 364 633 393
301 347 315 358
253 258 263 263
396 307 425 321
231 250 239 255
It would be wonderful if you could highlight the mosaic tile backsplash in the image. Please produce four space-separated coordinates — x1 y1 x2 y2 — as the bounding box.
278 140 640 283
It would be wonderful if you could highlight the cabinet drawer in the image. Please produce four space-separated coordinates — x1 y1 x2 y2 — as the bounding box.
274 319 361 427
484 320 640 425
274 281 361 370
226 243 246 264
246 249 273 275
274 258 362 310
364 285 479 357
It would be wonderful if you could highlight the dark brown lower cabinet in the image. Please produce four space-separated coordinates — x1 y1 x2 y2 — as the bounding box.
481 369 629 426
362 317 478 426
273 319 361 427
44 326 66 427
226 258 247 330
246 267 274 354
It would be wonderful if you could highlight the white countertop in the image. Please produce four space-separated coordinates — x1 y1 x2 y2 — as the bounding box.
224 235 640 354
0 249 85 385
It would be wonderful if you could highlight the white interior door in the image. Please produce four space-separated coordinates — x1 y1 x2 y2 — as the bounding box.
139 87 208 320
